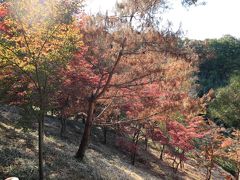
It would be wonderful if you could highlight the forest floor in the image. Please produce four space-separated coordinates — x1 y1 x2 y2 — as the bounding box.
0 105 234 180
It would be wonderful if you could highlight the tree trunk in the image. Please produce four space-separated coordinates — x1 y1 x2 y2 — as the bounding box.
160 145 165 160
82 117 86 124
60 117 67 138
235 168 239 180
103 127 107 144
145 136 148 151
51 109 54 116
75 99 95 160
179 151 185 169
131 149 136 165
206 168 212 180
131 130 140 165
38 111 44 180
180 158 184 169
175 160 180 173
172 156 177 168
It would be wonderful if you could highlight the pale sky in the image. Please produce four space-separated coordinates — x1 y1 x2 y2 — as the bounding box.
85 0 240 40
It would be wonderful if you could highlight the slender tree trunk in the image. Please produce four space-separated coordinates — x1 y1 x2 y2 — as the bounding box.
60 116 67 138
235 168 239 180
206 168 212 180
180 158 184 169
131 149 136 165
172 156 177 168
206 155 214 180
51 109 54 116
103 127 107 144
179 151 185 170
82 116 86 124
206 160 213 180
131 130 140 165
75 99 95 160
131 142 137 165
145 136 148 151
175 160 180 173
160 145 165 160
38 108 44 180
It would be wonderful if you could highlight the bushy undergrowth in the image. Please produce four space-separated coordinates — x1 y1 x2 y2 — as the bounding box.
215 157 238 176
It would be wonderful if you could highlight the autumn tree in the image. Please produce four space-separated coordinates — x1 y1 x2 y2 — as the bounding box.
220 130 240 180
62 23 206 165
68 0 204 160
194 120 239 180
114 55 205 166
0 0 83 179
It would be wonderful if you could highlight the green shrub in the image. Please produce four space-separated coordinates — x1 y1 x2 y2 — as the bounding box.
209 74 240 128
214 156 237 176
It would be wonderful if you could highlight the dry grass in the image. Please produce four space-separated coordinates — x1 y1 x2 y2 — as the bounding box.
0 115 160 180
0 107 234 180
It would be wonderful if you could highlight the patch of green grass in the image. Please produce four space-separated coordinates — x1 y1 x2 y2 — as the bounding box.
8 158 38 179
0 147 38 179
214 156 237 176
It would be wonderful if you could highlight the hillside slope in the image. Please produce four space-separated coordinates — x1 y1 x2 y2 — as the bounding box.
0 105 233 180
